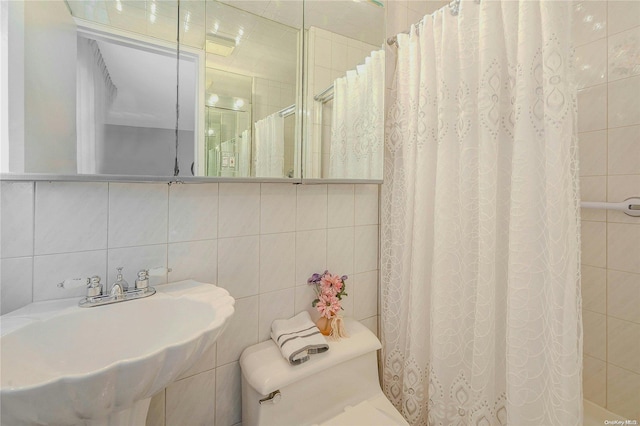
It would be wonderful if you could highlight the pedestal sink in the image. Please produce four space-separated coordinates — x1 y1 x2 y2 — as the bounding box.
0 280 235 426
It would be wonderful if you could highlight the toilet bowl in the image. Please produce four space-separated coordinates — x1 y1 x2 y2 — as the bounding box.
239 317 408 426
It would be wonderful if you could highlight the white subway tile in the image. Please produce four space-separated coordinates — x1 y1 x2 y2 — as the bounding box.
580 176 607 222
1 257 33 315
578 130 607 177
608 0 640 35
583 310 606 361
355 184 379 225
218 183 260 238
572 1 608 47
353 270 379 320
107 244 168 288
108 183 168 248
607 223 640 273
168 240 217 284
216 296 259 366
354 225 379 273
608 125 640 175
608 317 640 374
581 265 606 314
215 362 242 426
260 233 295 293
327 227 354 276
33 250 107 302
168 183 217 243
575 38 608 89
35 182 108 255
607 364 640 420
295 229 327 286
258 288 295 342
608 75 640 128
581 221 607 268
1 182 34 258
327 184 355 228
607 270 640 324
577 84 608 132
296 185 328 231
583 355 607 407
166 370 215 426
217 236 259 299
260 183 296 234
608 26 640 82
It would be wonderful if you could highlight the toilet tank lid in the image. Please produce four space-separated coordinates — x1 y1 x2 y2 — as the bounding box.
240 318 381 395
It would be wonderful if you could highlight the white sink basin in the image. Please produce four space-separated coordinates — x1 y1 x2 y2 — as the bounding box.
0 280 235 426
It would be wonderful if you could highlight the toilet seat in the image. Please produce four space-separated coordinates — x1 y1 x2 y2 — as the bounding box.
317 393 408 426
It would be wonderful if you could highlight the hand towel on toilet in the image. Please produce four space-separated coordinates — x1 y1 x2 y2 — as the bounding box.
271 311 329 365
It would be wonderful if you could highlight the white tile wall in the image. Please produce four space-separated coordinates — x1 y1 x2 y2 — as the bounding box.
0 181 380 426
575 0 640 417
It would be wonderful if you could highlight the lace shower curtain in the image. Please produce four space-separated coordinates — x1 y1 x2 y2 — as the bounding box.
329 49 384 179
381 1 582 425
254 113 284 177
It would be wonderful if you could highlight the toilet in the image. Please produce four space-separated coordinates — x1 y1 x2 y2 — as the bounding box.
239 317 409 426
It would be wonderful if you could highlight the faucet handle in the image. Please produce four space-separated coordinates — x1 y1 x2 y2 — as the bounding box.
87 276 102 297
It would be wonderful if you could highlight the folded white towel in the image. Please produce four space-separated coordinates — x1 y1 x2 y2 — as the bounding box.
271 311 329 365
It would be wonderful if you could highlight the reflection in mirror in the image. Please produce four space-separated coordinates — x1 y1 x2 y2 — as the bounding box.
303 0 385 180
3 0 201 177
202 0 301 179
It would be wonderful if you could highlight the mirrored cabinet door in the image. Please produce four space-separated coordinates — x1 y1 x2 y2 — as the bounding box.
201 0 303 179
302 0 385 181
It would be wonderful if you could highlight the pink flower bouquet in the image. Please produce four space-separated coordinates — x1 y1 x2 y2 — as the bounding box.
308 271 349 339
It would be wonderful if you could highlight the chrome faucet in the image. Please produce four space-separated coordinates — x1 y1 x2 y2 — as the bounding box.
110 267 129 296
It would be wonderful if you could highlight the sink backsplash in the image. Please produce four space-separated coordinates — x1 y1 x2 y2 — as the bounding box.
0 180 380 426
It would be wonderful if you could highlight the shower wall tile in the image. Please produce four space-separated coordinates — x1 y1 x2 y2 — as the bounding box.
577 84 608 132
607 223 640 273
608 26 640 82
572 1 608 47
0 181 34 259
166 369 216 426
583 310 607 361
607 126 640 175
0 257 33 315
607 364 640 420
34 182 108 255
607 0 640 35
608 75 640 128
607 317 640 374
581 221 607 268
606 175 640 224
583 355 607 407
296 184 328 231
108 183 168 248
354 225 379 273
578 130 607 176
581 265 607 314
607 270 640 324
580 176 607 222
353 270 379 320
295 229 328 285
576 38 608 89
327 227 355 276
355 184 380 226
168 183 217 243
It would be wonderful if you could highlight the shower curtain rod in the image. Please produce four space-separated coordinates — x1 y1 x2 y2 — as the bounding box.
314 84 334 103
387 0 482 46
581 197 640 217
278 104 296 118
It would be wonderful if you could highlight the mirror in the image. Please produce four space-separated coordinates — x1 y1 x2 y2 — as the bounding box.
2 0 302 180
302 0 385 181
201 0 302 179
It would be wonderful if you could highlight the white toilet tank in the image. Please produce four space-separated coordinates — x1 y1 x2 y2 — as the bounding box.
239 318 408 426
